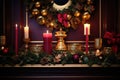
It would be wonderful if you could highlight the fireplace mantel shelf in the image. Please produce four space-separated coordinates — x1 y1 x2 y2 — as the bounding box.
1 64 120 67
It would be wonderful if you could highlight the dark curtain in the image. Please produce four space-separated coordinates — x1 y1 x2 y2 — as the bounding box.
3 0 24 50
0 0 3 35
101 0 118 36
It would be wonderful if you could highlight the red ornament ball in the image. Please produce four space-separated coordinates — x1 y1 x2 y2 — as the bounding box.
73 54 79 60
3 48 8 53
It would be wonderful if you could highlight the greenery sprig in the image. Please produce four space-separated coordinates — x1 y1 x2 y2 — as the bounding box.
0 48 120 67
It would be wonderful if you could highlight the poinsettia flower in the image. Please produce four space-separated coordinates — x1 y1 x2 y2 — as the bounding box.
63 20 68 27
63 13 67 20
103 31 120 53
116 34 120 44
103 32 113 39
57 14 63 23
112 45 118 53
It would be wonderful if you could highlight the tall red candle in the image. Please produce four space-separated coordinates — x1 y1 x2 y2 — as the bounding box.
43 30 52 54
84 23 90 54
86 27 89 54
15 24 18 55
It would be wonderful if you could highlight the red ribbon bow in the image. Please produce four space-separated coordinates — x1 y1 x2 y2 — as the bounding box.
57 13 68 27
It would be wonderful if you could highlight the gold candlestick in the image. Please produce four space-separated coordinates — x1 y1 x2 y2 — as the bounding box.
0 35 6 46
55 28 67 50
24 38 30 53
0 35 6 50
95 38 102 56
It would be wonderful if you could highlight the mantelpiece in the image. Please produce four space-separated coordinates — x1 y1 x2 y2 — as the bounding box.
0 64 120 67
29 40 95 49
0 64 120 80
0 0 120 79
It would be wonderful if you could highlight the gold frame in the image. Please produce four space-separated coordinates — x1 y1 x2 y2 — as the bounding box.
30 0 101 44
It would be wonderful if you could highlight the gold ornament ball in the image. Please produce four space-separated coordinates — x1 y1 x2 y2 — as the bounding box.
32 9 39 15
86 13 91 20
41 9 47 16
82 12 91 20
67 22 71 28
35 2 41 8
67 14 72 20
74 11 80 17
53 21 57 28
49 22 54 28
82 15 87 19
87 0 92 5
39 17 46 25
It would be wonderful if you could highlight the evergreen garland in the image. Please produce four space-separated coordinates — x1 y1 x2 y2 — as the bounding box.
0 48 120 67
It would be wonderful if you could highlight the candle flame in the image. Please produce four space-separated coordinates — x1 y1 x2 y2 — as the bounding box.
84 23 90 35
15 24 18 27
47 30 49 33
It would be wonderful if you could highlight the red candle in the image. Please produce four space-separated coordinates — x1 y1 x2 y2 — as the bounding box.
86 27 89 54
43 30 52 54
84 23 90 54
15 24 18 55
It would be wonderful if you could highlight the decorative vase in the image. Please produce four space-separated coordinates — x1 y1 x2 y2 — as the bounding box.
30 44 43 56
94 38 102 56
55 28 67 50
68 43 82 54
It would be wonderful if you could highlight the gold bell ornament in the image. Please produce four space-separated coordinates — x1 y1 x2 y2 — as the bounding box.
32 9 39 15
74 11 80 17
35 1 41 8
55 28 67 50
41 9 47 16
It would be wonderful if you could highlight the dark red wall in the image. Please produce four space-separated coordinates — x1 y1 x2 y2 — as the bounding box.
1 0 119 49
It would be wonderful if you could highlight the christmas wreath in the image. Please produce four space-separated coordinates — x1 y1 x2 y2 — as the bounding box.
25 0 95 32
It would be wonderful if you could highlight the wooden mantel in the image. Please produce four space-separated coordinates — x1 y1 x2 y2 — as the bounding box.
0 64 120 80
0 64 120 67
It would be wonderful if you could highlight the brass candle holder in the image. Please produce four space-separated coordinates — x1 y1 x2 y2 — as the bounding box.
55 28 67 50
0 35 6 50
0 35 6 46
95 38 102 56
24 38 30 53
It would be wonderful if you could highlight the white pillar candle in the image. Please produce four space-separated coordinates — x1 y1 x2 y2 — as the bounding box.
24 26 29 39
84 23 90 35
26 8 28 26
24 8 29 39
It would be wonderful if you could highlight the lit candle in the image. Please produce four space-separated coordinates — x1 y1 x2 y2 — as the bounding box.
24 8 29 39
84 23 90 54
26 8 28 27
96 49 100 56
43 30 52 54
84 23 90 35
15 24 18 55
24 26 29 39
